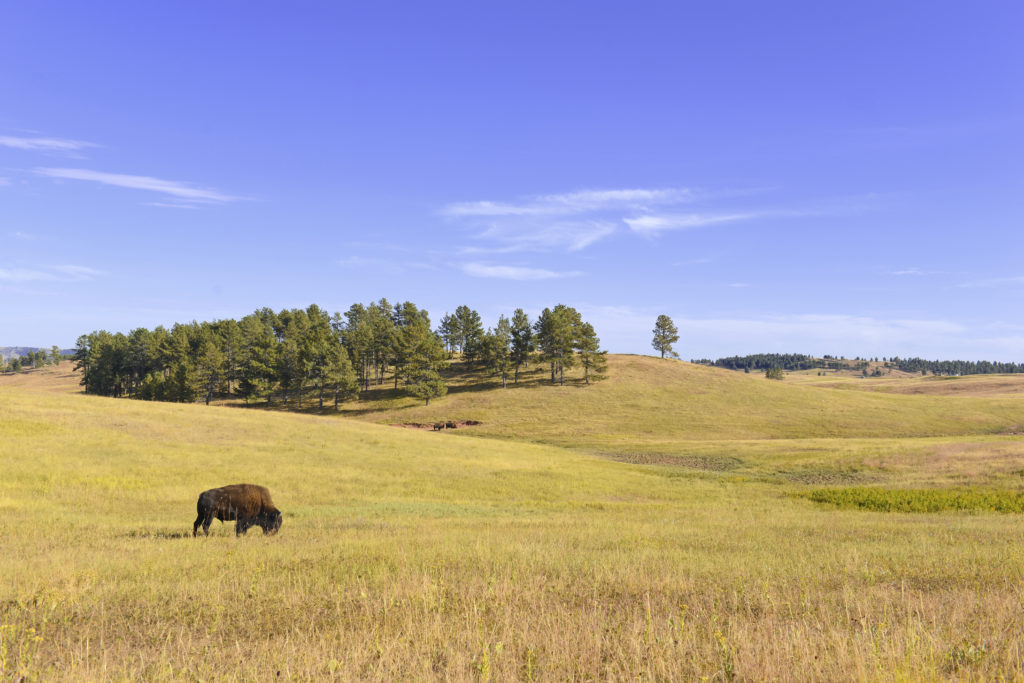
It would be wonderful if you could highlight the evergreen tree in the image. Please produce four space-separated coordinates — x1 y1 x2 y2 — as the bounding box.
237 309 279 404
509 308 533 383
437 312 459 357
478 315 513 387
403 325 448 405
652 314 680 359
534 305 580 385
575 321 606 384
454 305 484 360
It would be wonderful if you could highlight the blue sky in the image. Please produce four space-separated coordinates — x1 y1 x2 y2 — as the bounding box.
2 2 1022 360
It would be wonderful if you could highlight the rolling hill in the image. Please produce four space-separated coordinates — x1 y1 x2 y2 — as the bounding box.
3 355 1024 677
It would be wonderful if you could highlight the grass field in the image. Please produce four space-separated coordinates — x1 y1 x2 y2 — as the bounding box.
2 359 1024 679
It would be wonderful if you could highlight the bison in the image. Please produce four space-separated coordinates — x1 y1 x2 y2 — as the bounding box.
445 421 457 429
433 422 444 431
193 484 283 537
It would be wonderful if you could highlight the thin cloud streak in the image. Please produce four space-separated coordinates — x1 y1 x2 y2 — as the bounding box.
625 212 757 235
52 265 103 280
0 135 98 152
444 187 692 218
35 167 240 204
0 267 55 282
956 275 1024 289
462 263 581 280
0 264 102 283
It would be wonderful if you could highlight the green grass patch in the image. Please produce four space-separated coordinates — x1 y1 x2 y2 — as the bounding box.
803 486 1024 513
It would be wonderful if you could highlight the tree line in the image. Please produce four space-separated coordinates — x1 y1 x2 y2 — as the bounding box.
691 353 823 371
72 301 606 408
886 356 1024 376
0 346 65 373
689 352 1024 376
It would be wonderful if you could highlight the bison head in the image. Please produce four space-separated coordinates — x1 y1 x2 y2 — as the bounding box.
260 509 283 535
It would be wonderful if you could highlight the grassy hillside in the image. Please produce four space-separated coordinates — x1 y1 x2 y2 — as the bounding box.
343 355 1024 440
3 369 1024 678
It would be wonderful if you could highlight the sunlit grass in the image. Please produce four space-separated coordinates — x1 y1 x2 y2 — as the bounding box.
3 360 1024 678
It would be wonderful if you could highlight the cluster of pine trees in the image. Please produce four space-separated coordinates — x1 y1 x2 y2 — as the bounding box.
0 346 65 373
886 357 1024 376
693 353 822 372
72 301 606 408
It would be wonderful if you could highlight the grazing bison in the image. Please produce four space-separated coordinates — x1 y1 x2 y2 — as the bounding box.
445 421 457 429
433 422 444 431
193 484 283 537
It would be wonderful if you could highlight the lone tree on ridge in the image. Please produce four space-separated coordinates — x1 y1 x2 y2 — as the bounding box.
651 315 680 359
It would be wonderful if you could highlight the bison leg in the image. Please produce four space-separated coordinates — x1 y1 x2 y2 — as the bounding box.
192 513 203 537
201 512 213 536
235 517 251 536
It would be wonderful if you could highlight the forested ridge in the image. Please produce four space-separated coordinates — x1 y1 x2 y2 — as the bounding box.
693 353 1024 376
71 301 606 408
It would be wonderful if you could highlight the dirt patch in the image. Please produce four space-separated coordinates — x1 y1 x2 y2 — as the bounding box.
608 453 742 471
390 420 482 430
776 469 874 485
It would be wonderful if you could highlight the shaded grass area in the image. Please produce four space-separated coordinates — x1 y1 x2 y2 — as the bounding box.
803 487 1024 513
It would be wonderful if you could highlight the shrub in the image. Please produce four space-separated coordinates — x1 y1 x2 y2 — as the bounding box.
801 487 1024 513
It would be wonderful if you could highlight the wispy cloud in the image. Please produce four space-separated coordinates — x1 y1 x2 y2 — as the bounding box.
144 202 200 210
0 267 55 282
0 177 11 186
52 265 102 280
625 212 756 235
0 135 98 153
35 167 240 205
462 263 581 280
445 186 833 254
472 220 617 253
444 187 692 218
443 186 695 253
0 264 102 283
956 275 1024 289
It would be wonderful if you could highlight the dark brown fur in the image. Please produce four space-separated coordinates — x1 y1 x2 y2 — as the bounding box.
192 484 283 537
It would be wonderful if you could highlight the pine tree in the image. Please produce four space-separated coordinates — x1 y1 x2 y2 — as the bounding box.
534 305 580 385
652 314 680 359
509 308 533 383
575 321 606 384
454 305 484 361
404 326 448 405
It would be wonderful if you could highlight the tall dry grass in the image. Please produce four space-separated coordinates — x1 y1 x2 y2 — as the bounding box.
3 364 1024 679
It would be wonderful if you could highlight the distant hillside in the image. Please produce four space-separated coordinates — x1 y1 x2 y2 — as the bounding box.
337 355 1024 449
0 346 74 361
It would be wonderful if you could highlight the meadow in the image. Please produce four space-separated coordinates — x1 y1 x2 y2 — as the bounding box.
2 358 1024 679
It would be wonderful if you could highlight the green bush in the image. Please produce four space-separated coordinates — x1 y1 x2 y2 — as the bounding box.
801 487 1024 513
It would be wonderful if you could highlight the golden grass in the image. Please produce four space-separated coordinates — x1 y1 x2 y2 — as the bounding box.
4 360 1024 679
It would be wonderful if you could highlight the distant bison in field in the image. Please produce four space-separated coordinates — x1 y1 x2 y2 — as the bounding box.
433 422 444 431
192 484 283 537
445 421 457 429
